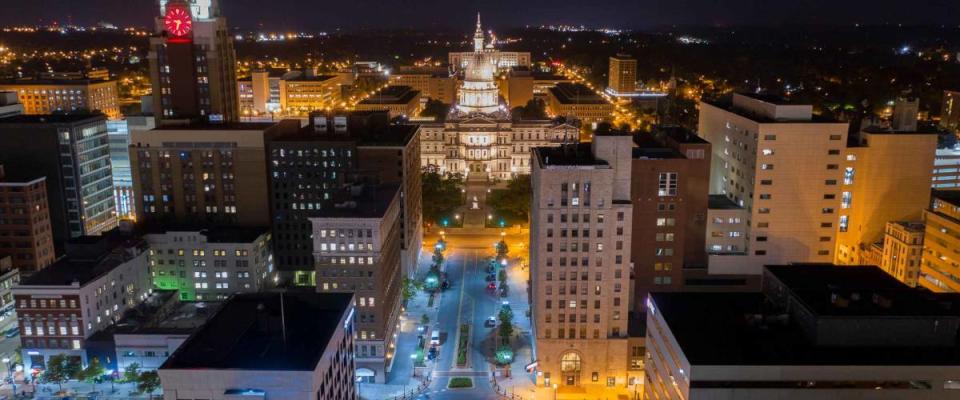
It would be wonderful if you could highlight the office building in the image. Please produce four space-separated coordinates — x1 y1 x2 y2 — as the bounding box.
145 227 272 301
646 264 960 400
834 126 936 265
0 257 19 316
237 69 284 117
699 93 849 274
148 0 239 124
920 191 960 292
312 184 401 383
13 231 152 369
706 195 748 255
0 78 120 120
0 165 56 272
107 116 157 220
129 122 275 227
280 74 345 116
355 85 422 118
629 127 710 305
546 82 614 127
158 292 357 400
0 91 24 118
268 111 422 282
891 96 920 132
391 72 457 105
933 142 960 189
940 89 960 133
876 221 925 287
530 133 634 389
0 114 117 253
607 55 638 97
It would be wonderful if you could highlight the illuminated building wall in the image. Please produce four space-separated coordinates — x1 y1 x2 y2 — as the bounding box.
0 79 121 120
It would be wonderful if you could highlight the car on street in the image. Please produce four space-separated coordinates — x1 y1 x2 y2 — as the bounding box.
430 330 441 346
428 346 438 360
485 273 496 282
3 329 17 338
484 316 497 327
486 282 497 292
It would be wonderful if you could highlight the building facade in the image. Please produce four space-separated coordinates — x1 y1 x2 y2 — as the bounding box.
355 85 422 118
531 134 634 389
878 221 924 287
0 79 120 120
107 116 157 220
607 55 637 97
699 94 849 275
13 232 152 370
158 292 357 400
312 185 402 384
0 114 117 253
941 89 960 133
129 123 274 227
148 0 239 124
145 228 272 301
546 83 614 127
0 165 56 272
280 75 345 116
920 191 960 293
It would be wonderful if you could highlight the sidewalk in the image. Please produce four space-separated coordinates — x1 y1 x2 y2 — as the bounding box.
360 249 438 399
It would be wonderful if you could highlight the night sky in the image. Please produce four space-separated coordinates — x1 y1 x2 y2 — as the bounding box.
2 0 959 30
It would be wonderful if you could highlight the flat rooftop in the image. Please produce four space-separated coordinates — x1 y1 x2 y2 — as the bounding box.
143 226 268 243
271 115 418 147
314 184 399 219
548 83 608 105
766 264 960 317
535 143 608 167
0 78 114 86
285 75 338 82
650 291 960 366
657 126 709 144
703 94 838 124
933 189 960 208
149 122 275 131
161 292 353 371
708 194 742 210
359 86 419 105
21 234 145 287
0 113 105 125
89 291 221 338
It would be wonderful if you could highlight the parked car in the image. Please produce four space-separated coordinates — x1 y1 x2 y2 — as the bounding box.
486 282 497 292
3 329 18 338
485 273 496 282
430 330 441 346
484 316 497 327
428 346 438 360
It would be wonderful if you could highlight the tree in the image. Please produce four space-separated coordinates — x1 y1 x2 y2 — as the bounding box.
402 277 423 302
421 99 450 120
422 168 464 225
511 98 549 120
138 371 161 399
122 362 141 385
487 175 532 223
40 354 74 392
80 357 105 392
421 314 430 325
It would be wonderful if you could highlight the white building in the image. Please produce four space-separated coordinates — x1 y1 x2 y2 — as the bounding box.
420 16 579 180
158 292 357 400
145 227 273 301
933 145 960 189
699 93 849 274
13 232 153 369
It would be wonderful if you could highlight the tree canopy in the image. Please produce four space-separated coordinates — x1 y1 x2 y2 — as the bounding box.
422 167 464 224
487 175 531 223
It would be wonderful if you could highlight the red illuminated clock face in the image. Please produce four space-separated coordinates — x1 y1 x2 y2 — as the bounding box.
164 6 193 37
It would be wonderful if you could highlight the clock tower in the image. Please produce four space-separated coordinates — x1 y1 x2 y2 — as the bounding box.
147 0 238 125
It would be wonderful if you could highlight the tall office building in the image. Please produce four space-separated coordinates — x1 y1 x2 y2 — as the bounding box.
0 114 117 253
699 93 849 275
268 111 422 283
607 55 638 97
312 185 402 383
107 116 157 220
629 127 710 305
148 0 238 124
546 83 615 127
920 191 960 293
0 165 56 272
877 221 925 287
834 126 936 265
530 133 633 389
940 89 960 133
129 122 276 228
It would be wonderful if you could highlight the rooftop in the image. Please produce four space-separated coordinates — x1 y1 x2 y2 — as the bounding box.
708 194 743 210
656 126 709 144
359 86 419 105
0 164 45 184
88 291 221 339
143 226 269 243
271 111 418 147
0 78 115 86
703 93 839 124
0 113 106 125
21 232 146 287
285 74 338 82
933 189 960 208
889 221 926 233
765 264 960 317
149 122 275 131
548 83 607 105
161 292 353 371
313 184 399 219
650 291 960 366
535 143 608 167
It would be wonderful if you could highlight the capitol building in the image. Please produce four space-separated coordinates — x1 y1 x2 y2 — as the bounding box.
420 15 578 180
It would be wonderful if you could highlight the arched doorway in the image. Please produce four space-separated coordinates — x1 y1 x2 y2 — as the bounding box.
560 351 582 386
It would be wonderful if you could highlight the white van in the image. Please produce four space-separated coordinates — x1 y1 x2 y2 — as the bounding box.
430 330 441 345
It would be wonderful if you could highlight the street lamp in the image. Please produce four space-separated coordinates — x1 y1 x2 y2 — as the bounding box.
552 383 558 400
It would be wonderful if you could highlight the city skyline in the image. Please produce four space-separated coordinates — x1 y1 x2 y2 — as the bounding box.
2 0 960 30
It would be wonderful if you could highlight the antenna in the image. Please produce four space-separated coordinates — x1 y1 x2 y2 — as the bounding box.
280 291 287 346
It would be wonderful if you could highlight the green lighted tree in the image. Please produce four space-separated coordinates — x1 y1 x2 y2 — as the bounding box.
80 357 105 392
138 370 161 399
122 362 141 385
